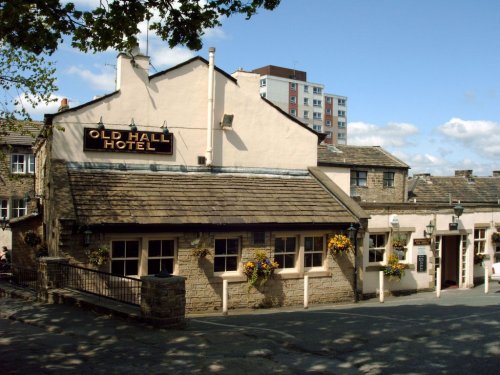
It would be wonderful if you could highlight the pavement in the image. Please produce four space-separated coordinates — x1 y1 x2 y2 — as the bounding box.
1 279 500 374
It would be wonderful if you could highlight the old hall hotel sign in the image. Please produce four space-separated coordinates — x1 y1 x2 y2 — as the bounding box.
84 128 173 155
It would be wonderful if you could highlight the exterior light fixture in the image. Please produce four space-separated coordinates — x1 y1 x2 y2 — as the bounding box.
449 203 464 230
161 120 169 136
347 223 357 242
83 229 92 246
424 221 435 237
1 216 8 231
129 118 137 132
97 116 105 130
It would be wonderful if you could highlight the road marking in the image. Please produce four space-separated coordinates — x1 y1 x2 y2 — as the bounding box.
190 319 296 339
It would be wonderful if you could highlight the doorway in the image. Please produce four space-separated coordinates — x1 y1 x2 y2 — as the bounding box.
441 235 460 288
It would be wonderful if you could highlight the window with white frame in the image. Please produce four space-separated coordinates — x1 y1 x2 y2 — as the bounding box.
313 112 322 119
11 154 35 174
313 124 322 132
383 172 395 187
303 97 309 106
338 121 346 128
274 237 296 269
350 170 367 186
148 239 175 275
392 232 409 261
11 198 27 218
303 110 309 119
304 236 324 268
214 238 239 272
326 96 332 104
338 110 346 117
474 228 486 254
290 96 297 104
313 99 322 107
338 98 346 106
304 85 309 93
111 240 140 276
260 78 266 87
290 82 297 91
369 234 386 262
326 131 332 139
338 132 346 140
290 109 297 116
326 108 332 115
313 87 322 95
325 120 332 127
1 200 8 219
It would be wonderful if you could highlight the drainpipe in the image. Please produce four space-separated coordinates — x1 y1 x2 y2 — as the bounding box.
206 47 215 166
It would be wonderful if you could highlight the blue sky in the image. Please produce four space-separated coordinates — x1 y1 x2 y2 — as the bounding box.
29 0 500 176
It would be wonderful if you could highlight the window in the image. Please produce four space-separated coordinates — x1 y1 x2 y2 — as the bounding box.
111 240 139 276
338 110 346 117
11 198 27 218
313 124 322 132
1 200 8 219
304 85 309 93
326 131 332 139
383 172 395 187
290 109 297 116
148 239 175 275
214 238 239 272
338 98 346 106
313 87 322 95
326 97 332 104
313 112 322 119
338 132 346 140
260 78 266 87
290 96 297 104
393 232 409 261
313 99 322 107
303 110 309 119
325 120 332 127
11 154 35 174
474 228 486 255
290 82 297 91
274 237 296 269
369 234 386 262
304 236 324 268
303 98 309 106
338 121 346 128
252 232 266 246
351 170 367 186
326 108 332 115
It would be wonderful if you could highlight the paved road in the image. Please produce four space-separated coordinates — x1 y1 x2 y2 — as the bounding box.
1 283 500 374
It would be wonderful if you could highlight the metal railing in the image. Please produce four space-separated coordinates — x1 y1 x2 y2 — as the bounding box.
10 266 38 291
59 263 142 306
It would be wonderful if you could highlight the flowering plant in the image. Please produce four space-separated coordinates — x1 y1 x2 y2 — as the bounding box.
474 253 486 265
392 236 406 250
243 250 279 289
327 234 353 255
383 254 408 280
492 232 500 243
191 248 210 258
86 247 110 266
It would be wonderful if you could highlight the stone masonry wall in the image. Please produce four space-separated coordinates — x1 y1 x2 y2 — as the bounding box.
351 168 407 203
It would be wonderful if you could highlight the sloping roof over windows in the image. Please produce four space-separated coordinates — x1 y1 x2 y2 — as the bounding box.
318 145 409 169
67 169 367 227
408 175 500 204
0 122 41 145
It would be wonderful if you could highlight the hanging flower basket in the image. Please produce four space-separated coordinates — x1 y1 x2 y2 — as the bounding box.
327 234 353 255
243 250 279 290
383 254 408 281
474 253 486 265
492 232 500 243
392 237 406 251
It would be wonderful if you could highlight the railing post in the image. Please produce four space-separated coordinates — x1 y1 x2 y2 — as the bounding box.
37 257 69 302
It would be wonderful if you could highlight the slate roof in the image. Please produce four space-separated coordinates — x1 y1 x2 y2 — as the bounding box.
0 123 41 145
408 176 500 204
318 145 409 169
67 170 361 226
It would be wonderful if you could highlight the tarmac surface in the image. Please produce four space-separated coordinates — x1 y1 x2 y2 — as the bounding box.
1 279 500 374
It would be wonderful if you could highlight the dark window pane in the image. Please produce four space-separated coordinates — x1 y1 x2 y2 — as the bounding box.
161 259 174 274
253 232 265 245
226 256 237 271
215 239 226 255
148 259 160 275
111 260 124 275
314 237 323 251
312 253 322 267
275 238 285 252
227 239 239 254
149 240 161 257
162 240 174 256
284 254 295 268
286 237 296 252
112 241 125 258
275 254 285 268
304 254 313 268
304 237 313 251
214 257 226 272
125 260 138 275
127 241 139 257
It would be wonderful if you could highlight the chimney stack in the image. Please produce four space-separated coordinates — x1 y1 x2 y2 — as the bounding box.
58 98 69 112
493 171 500 177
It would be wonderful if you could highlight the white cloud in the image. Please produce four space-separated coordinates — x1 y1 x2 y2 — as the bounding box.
66 66 116 92
150 47 196 68
438 118 500 159
348 121 419 147
15 94 77 119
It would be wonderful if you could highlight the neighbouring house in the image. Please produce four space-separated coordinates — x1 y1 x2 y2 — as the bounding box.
0 123 42 267
35 48 368 313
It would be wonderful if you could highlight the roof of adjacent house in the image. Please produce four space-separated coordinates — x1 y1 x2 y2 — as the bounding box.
317 145 410 169
0 122 40 145
67 169 367 227
408 175 500 204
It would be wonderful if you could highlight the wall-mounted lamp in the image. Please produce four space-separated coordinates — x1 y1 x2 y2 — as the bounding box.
1 216 9 231
129 118 137 132
424 221 435 237
347 223 357 242
161 120 170 136
97 116 105 130
83 229 92 246
452 203 464 222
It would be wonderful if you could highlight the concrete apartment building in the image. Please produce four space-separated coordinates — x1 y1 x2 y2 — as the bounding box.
251 65 347 145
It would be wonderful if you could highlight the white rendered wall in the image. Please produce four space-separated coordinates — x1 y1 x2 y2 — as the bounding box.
319 167 350 195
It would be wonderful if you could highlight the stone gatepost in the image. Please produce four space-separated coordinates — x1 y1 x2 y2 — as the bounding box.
37 257 69 302
140 275 187 329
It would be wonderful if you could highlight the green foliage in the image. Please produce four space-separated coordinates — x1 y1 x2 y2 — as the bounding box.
1 1 282 54
86 247 110 266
